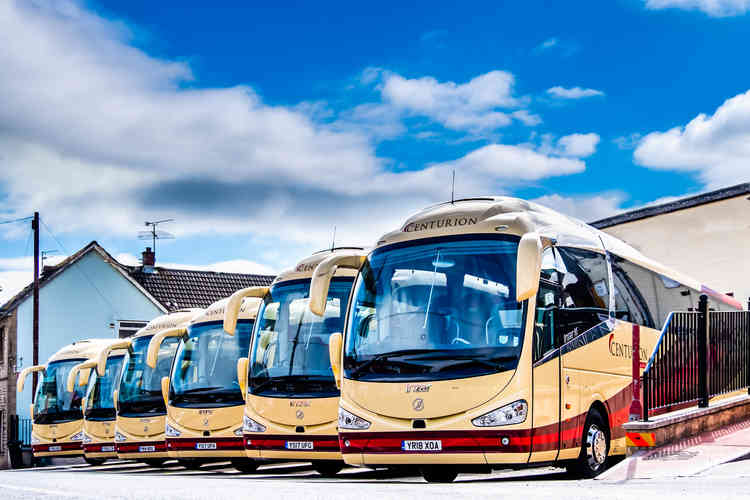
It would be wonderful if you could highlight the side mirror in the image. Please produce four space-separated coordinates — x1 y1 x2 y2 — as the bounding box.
309 251 367 317
79 366 93 388
328 333 343 389
113 390 119 413
97 340 131 376
516 232 542 302
17 365 45 393
161 377 170 408
82 397 88 414
29 404 34 420
146 327 186 369
67 360 96 392
224 287 269 335
237 357 249 402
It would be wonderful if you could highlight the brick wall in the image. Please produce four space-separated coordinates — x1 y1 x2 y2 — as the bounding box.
0 310 18 469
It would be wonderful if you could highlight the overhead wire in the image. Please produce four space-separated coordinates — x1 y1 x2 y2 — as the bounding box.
39 217 122 318
0 216 33 226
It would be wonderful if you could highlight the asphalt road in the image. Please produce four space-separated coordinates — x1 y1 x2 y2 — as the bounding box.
1 458 750 499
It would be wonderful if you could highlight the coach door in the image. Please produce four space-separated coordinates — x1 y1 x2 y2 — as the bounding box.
530 279 562 462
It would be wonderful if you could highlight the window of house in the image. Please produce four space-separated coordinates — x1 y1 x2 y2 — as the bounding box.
116 320 148 338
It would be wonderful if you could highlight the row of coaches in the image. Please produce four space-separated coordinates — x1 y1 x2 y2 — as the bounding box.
18 197 744 482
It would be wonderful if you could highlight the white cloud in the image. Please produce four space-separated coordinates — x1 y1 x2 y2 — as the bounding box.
645 0 750 17
633 89 750 188
511 110 543 126
613 133 643 150
539 38 559 50
547 86 605 99
0 271 30 305
0 1 599 270
430 144 587 181
530 193 626 222
554 133 600 158
365 69 536 133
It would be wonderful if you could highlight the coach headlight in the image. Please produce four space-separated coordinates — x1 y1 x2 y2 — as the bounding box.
165 423 181 437
338 407 370 430
115 431 127 442
242 415 266 433
70 431 85 442
472 400 528 427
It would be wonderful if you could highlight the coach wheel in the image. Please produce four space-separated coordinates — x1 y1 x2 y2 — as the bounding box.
179 458 204 470
84 457 106 466
143 459 166 468
420 465 458 483
231 459 259 473
312 460 344 477
568 408 610 478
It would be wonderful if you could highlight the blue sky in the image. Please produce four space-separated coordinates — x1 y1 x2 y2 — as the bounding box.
1 0 750 302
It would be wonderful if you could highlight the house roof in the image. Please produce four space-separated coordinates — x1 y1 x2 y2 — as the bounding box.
0 241 275 316
591 182 750 229
128 267 273 311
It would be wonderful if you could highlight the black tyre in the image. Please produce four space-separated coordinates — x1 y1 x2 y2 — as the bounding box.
231 459 259 473
84 457 106 466
143 458 166 468
420 465 458 483
179 458 204 470
312 460 344 477
568 409 610 478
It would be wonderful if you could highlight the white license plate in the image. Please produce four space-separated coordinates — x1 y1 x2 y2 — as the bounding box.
139 445 156 452
48 445 62 452
101 446 115 452
196 442 217 450
402 440 442 452
285 441 314 450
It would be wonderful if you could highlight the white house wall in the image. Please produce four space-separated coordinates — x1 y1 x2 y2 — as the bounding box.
600 195 750 308
16 251 164 418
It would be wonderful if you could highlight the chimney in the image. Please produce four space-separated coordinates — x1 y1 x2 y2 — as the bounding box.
142 247 155 272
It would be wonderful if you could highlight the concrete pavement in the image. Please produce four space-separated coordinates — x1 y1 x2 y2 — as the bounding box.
1 456 750 500
600 418 750 481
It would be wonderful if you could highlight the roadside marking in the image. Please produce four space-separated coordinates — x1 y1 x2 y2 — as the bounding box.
0 484 99 498
626 432 656 447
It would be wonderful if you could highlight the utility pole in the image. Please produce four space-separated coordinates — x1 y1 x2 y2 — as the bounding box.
32 212 40 396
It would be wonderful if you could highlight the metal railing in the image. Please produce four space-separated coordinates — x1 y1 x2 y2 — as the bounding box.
8 414 32 446
642 295 750 420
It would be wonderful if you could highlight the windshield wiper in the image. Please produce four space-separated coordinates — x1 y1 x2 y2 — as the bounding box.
178 386 223 394
349 349 434 377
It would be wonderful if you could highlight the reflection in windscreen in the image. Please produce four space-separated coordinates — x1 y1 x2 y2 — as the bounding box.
170 321 252 407
345 237 524 381
250 278 354 397
118 335 179 416
33 359 87 424
84 355 124 421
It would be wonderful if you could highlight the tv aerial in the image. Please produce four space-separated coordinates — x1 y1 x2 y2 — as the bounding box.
138 219 175 254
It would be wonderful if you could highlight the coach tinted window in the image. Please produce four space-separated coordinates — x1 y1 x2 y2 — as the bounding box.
556 247 610 342
610 255 694 329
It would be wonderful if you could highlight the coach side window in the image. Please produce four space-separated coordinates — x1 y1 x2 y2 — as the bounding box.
534 283 559 363
610 257 655 328
555 247 610 343
610 255 694 329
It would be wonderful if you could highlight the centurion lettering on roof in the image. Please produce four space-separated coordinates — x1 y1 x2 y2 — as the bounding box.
403 216 478 233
